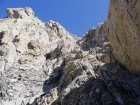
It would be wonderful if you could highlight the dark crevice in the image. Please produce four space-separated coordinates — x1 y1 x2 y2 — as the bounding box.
0 31 5 45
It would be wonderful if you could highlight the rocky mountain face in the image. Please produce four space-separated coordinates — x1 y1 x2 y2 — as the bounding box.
107 0 140 74
0 0 140 105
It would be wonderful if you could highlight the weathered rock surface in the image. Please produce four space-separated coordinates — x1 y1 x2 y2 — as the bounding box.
0 3 140 105
107 0 140 73
0 8 78 105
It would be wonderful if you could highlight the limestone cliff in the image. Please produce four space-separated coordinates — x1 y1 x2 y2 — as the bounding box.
107 0 140 73
0 8 78 105
0 3 140 105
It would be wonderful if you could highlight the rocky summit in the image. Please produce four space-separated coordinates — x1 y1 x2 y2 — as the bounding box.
0 0 140 105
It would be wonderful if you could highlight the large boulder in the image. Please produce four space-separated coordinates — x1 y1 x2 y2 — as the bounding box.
107 0 140 74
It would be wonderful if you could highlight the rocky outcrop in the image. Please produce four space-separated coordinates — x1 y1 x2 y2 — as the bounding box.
107 0 140 73
79 22 114 64
1 4 140 105
80 22 108 50
0 8 78 105
55 63 140 105
6 7 34 19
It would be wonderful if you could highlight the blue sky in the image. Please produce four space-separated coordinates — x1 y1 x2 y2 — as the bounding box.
0 0 109 37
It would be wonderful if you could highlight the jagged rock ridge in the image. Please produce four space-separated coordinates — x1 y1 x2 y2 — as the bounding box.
0 7 78 105
0 2 140 105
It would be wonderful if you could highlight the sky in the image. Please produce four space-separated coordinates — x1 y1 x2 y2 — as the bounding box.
0 0 109 37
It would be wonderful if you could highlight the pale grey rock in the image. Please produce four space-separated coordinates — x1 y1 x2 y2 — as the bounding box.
0 8 80 105
25 7 34 17
6 7 34 19
79 21 108 50
1 6 140 105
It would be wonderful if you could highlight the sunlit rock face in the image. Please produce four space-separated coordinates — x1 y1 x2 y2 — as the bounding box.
0 5 140 105
0 7 79 105
107 0 140 74
6 7 34 19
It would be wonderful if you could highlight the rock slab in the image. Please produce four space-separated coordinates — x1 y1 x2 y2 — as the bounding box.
107 0 140 73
